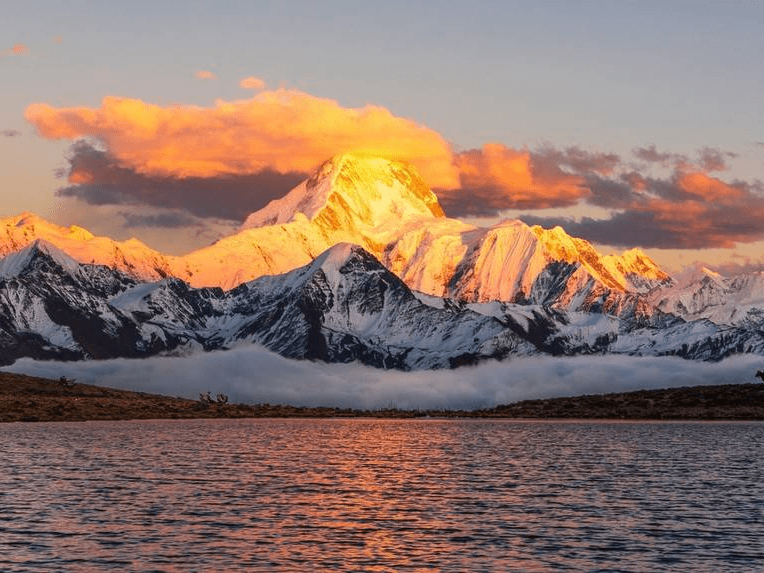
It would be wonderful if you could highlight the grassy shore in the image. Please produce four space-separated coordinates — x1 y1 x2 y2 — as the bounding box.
1 371 764 423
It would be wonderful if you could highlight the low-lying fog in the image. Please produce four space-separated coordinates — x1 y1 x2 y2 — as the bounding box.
5 346 761 410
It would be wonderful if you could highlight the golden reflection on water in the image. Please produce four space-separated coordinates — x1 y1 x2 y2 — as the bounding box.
1 419 763 571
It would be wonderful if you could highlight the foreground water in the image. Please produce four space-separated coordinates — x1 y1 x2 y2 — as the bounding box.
1 419 763 572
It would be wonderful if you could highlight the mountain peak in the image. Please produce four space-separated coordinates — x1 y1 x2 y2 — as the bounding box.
313 242 364 269
669 264 725 289
6 212 92 240
297 242 383 283
0 238 81 279
0 212 173 282
241 153 445 232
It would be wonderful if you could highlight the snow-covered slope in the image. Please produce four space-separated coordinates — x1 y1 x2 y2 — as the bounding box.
0 242 759 368
0 212 175 281
650 267 764 326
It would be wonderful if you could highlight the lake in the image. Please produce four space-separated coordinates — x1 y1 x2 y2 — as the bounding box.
1 418 763 571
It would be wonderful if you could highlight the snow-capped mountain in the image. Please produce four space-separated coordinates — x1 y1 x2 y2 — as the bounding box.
1 212 175 282
0 240 760 369
0 240 145 364
219 243 530 368
0 241 531 368
179 153 449 288
2 153 763 370
384 218 670 312
229 153 673 311
649 266 764 327
0 154 672 312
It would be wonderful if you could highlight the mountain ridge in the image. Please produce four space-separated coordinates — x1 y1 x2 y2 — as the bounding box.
0 154 674 314
0 241 759 369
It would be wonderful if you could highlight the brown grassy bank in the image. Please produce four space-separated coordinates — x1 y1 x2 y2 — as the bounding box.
1 371 764 422
0 372 421 422
480 383 764 420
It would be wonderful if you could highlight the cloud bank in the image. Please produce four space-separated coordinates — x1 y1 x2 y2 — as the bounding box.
56 141 305 222
4 347 758 410
437 144 620 216
26 90 459 187
520 164 764 249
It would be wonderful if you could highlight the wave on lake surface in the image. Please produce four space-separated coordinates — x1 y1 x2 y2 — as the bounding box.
2 418 763 572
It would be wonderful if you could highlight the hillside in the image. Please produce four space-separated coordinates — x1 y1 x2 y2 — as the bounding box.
2 371 764 422
484 383 764 420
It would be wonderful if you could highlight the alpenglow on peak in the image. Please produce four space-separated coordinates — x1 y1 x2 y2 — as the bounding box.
241 153 446 232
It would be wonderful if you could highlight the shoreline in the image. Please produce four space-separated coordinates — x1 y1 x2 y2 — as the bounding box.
2 371 764 423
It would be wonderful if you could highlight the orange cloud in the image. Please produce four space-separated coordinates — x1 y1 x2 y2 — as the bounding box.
677 171 745 203
461 144 590 206
25 90 460 188
194 70 217 80
522 164 764 249
239 76 266 90
1 43 29 57
438 143 589 215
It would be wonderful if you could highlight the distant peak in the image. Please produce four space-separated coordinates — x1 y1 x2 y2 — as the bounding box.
66 224 95 241
314 242 365 269
0 238 80 278
621 247 646 257
700 266 722 278
616 248 669 279
10 211 45 227
667 263 726 291
3 212 95 241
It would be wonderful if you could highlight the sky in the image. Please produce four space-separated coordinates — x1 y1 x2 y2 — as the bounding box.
2 0 763 272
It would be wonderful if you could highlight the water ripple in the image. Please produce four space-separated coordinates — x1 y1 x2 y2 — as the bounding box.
1 419 763 571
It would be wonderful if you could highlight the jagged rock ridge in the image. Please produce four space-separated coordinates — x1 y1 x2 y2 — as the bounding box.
0 240 760 369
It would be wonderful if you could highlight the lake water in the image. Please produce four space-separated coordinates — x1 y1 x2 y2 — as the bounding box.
1 419 763 572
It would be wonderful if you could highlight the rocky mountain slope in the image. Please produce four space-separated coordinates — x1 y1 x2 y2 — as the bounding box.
0 240 531 368
0 239 760 369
